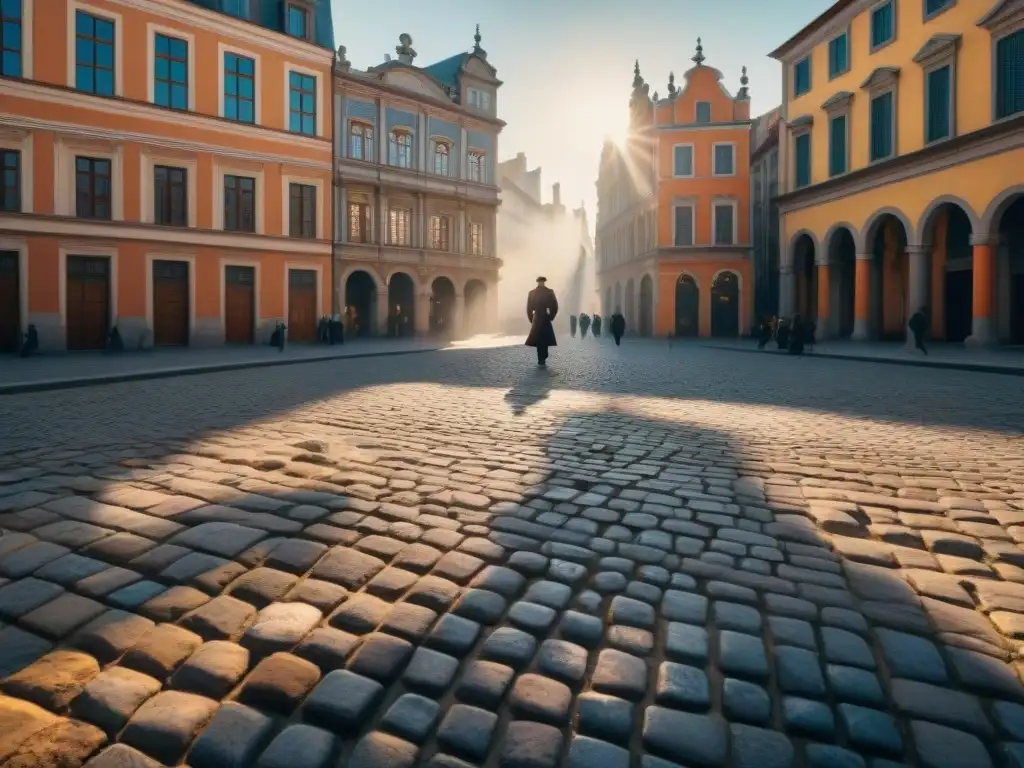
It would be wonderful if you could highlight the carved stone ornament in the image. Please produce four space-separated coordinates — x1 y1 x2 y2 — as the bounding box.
977 0 1024 32
335 45 351 71
912 33 961 66
820 91 853 112
860 66 900 91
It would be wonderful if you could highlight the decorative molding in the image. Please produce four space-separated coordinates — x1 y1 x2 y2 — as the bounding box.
913 34 961 66
977 0 1024 33
860 66 900 91
821 91 854 113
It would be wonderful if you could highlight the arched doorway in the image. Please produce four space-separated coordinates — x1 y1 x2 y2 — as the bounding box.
921 204 973 343
639 275 654 336
430 277 456 336
793 234 817 322
828 228 857 339
345 270 377 338
387 273 415 337
997 196 1024 344
624 278 636 330
604 287 612 318
675 274 699 337
464 279 488 336
711 271 740 337
614 282 623 315
867 214 909 340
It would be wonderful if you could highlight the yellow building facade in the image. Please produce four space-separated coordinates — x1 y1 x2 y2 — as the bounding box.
770 0 1024 345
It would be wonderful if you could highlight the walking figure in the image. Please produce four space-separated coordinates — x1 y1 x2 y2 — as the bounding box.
611 310 626 346
569 315 578 338
908 307 929 355
579 313 591 339
592 314 603 337
788 314 805 356
525 276 559 366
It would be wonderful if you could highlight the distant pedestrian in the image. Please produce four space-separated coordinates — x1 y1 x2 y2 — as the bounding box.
776 317 790 350
579 313 591 338
788 314 805 356
757 316 774 350
611 310 626 346
569 315 578 338
525 276 559 366
908 307 929 355
592 314 603 337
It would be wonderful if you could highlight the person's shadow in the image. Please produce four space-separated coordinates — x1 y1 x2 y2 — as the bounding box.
504 367 554 416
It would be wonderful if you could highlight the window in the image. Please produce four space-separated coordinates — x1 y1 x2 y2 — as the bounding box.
871 1 894 50
1 149 19 212
695 102 711 122
996 30 1023 120
468 151 485 182
468 89 491 111
224 53 255 123
289 183 316 238
829 114 847 176
924 0 952 19
713 144 735 176
673 205 694 246
870 91 894 160
388 207 411 245
349 122 374 161
926 65 951 142
286 4 308 39
433 142 451 175
672 145 693 177
429 215 450 250
348 202 370 242
714 204 735 245
154 165 187 226
222 0 250 19
75 11 115 96
469 222 484 255
75 157 112 219
1 0 23 78
829 33 849 78
154 34 188 110
288 71 316 135
388 130 412 168
794 58 810 97
794 133 811 188
223 174 255 232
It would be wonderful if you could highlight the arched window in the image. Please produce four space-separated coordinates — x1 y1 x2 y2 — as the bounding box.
388 130 413 168
468 151 485 182
349 122 373 161
433 142 450 176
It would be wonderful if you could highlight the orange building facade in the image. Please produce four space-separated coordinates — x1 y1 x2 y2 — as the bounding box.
0 0 335 353
595 42 754 338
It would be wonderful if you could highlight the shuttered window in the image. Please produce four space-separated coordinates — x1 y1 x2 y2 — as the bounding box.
794 58 811 96
924 0 951 18
870 91 893 161
996 30 1024 120
794 133 811 188
829 34 848 78
673 145 693 176
871 1 894 49
673 206 693 246
714 204 734 245
926 65 951 142
829 114 847 176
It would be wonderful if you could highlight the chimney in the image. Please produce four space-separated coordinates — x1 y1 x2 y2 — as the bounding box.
552 182 561 206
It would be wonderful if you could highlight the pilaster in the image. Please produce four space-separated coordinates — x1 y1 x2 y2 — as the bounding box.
966 233 996 346
851 253 873 341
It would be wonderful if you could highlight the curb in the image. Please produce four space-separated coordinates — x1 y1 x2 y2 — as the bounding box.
0 346 443 396
701 343 1024 377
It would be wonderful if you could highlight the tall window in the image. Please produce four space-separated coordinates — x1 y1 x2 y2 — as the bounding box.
75 157 112 219
288 71 316 135
468 89 491 111
433 142 451 175
348 202 370 242
926 65 952 142
794 133 811 188
388 130 412 168
713 145 735 176
429 215 450 250
222 0 251 19
673 205 694 246
870 91 894 161
223 174 255 232
468 151 485 182
672 145 693 177
996 30 1023 120
924 0 951 19
154 34 188 110
793 57 810 97
350 122 373 160
389 207 411 245
713 204 734 245
871 1 894 49
289 183 316 238
154 165 187 226
1 0 23 78
469 222 484 255
75 11 115 96
224 53 255 124
1 150 19 212
829 114 847 176
286 4 309 39
695 102 711 123
829 33 848 78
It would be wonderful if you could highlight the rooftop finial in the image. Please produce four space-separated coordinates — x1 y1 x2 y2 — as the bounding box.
667 71 677 97
653 90 659 101
632 59 643 88
474 23 481 47
738 65 750 99
472 23 487 58
395 33 417 63
740 65 748 86
692 37 705 67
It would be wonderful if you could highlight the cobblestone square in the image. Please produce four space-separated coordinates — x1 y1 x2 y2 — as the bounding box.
1 340 1024 767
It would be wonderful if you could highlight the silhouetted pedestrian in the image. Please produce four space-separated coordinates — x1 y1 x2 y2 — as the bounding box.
908 308 929 355
788 314 805 356
569 315 578 338
776 317 790 350
757 316 774 350
579 313 591 338
592 314 603 337
525 276 559 366
611 311 626 346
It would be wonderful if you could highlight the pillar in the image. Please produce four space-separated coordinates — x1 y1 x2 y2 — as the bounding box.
377 100 387 165
852 253 872 341
457 205 467 253
966 233 996 346
376 289 389 336
377 189 387 245
415 193 425 248
905 245 930 349
415 291 431 335
779 265 795 317
816 263 830 339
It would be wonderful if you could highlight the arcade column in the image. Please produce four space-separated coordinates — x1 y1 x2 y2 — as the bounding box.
851 253 872 341
905 244 930 349
966 233 996 346
815 261 830 339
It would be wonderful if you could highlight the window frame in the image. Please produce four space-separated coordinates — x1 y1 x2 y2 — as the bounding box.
285 2 312 41
913 33 958 144
694 101 712 123
467 149 486 183
712 199 738 246
1 148 21 213
348 121 374 162
869 90 896 162
432 139 452 176
1 0 29 79
712 142 736 177
347 199 372 243
75 155 113 220
791 119 813 189
153 164 188 226
286 67 318 136
388 206 412 246
828 28 851 80
820 91 852 178
388 129 413 169
861 67 899 163
220 44 259 124
671 143 694 178
71 6 120 97
469 221 484 255
828 113 849 177
288 181 317 238
222 0 251 20
671 200 696 247
924 64 953 144
869 0 897 54
993 28 1024 122
428 213 451 251
923 0 955 22
793 56 811 97
151 29 191 112
222 173 257 233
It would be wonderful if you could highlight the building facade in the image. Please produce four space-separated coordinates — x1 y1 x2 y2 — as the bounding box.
333 29 503 339
751 107 781 324
0 0 336 352
770 0 1024 345
595 44 755 339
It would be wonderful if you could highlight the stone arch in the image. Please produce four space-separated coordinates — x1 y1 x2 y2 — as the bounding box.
916 196 981 246
823 222 862 260
339 264 385 293
464 278 488 336
624 278 636 327
862 207 914 253
917 201 975 343
786 229 821 265
826 226 857 339
710 270 741 338
982 185 1024 235
638 274 654 336
386 271 416 337
430 276 457 336
792 232 817 321
864 210 911 341
992 191 1024 344
344 269 380 338
674 273 699 337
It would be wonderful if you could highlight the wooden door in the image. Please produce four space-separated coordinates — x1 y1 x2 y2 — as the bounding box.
287 269 317 342
66 256 110 351
711 272 740 338
674 276 699 337
153 260 189 346
224 265 255 344
0 252 19 353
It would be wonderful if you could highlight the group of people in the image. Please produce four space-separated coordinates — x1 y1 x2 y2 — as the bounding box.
525 277 628 366
756 307 930 355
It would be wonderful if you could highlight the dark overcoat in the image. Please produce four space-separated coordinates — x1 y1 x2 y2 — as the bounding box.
525 286 559 348
610 314 626 338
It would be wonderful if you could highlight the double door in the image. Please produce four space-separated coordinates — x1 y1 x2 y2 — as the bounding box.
66 256 110 351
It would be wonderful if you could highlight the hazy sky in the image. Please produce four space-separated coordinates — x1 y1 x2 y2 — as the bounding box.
332 0 834 227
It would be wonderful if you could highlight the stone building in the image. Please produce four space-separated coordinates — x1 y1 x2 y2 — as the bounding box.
750 107 782 324
333 27 503 339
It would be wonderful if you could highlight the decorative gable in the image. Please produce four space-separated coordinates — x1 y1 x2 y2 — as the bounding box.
912 34 961 67
380 68 451 101
860 66 900 91
821 91 853 113
977 0 1024 33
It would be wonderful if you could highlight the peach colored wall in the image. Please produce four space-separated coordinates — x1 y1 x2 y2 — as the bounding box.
655 260 753 337
195 248 221 319
27 238 60 313
118 243 147 318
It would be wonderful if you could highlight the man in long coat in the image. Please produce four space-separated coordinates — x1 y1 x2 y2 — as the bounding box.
525 276 559 366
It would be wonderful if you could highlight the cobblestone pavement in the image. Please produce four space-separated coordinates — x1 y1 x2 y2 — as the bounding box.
1 341 1024 768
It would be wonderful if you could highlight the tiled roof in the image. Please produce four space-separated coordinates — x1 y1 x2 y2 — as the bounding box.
422 54 468 92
